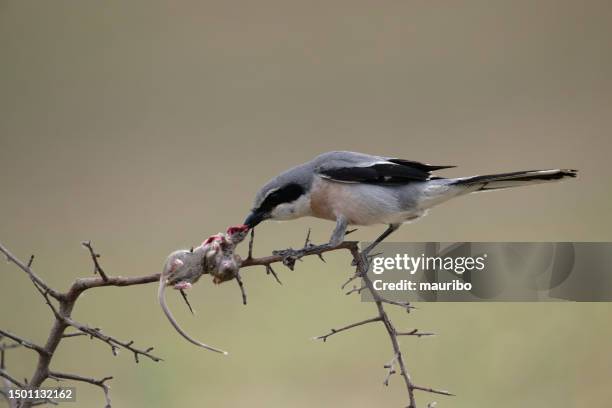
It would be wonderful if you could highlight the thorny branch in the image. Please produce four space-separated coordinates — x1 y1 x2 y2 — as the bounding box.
0 241 161 408
241 231 452 407
313 316 381 342
80 241 109 281
1 229 452 408
48 372 112 408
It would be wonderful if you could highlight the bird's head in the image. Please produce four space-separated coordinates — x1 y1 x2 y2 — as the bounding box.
243 177 310 229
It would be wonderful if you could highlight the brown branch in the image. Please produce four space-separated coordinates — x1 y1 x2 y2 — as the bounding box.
49 371 113 408
81 241 109 281
63 273 160 301
0 330 48 357
0 242 162 408
240 240 355 269
381 298 415 312
234 270 247 305
345 284 366 296
0 369 56 407
62 317 162 363
1 230 450 408
0 243 62 299
265 264 282 285
397 329 436 337
0 367 24 388
313 316 382 342
340 272 359 290
61 332 87 339
348 246 450 407
412 385 454 397
246 228 255 260
383 354 398 386
237 233 450 406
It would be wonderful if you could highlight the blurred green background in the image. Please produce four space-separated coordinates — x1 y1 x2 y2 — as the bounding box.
1 1 611 407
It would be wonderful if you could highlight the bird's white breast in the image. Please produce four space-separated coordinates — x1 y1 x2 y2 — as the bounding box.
309 177 422 225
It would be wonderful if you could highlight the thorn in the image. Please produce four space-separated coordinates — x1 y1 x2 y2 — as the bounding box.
179 289 195 315
304 228 312 247
266 265 282 285
242 228 255 261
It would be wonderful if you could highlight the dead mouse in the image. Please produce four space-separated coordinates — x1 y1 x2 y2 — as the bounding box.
203 224 249 284
158 224 249 354
159 246 228 355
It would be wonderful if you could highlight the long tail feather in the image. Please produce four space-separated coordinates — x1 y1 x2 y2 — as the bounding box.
452 169 577 191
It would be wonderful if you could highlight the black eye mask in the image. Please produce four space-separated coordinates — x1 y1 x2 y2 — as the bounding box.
258 183 304 213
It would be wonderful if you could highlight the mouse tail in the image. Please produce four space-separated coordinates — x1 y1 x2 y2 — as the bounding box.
158 274 228 355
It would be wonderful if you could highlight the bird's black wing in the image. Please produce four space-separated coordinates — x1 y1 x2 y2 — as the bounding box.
316 157 455 184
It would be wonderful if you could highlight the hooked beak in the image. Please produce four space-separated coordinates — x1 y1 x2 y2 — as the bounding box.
243 211 265 229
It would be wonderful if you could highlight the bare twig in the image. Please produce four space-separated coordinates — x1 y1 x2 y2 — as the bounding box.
246 228 255 260
0 243 61 299
0 330 48 357
313 317 381 342
61 332 87 339
304 229 326 263
412 385 454 397
265 264 282 285
345 284 366 296
81 241 109 281
340 272 359 290
234 270 247 305
0 368 25 388
62 316 161 363
383 354 398 386
381 298 415 312
397 329 436 337
49 371 113 408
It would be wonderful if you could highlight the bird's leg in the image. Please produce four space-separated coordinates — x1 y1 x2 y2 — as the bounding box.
328 215 348 247
360 223 400 256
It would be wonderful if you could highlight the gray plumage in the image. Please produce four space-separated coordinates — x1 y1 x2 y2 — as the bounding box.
244 151 577 250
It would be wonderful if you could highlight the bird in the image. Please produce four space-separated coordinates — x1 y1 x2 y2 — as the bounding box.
243 151 577 254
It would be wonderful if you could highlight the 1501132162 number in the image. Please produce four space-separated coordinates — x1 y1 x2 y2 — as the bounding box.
8 387 76 402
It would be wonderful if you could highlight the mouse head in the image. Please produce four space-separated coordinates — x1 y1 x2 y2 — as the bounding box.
226 224 249 245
